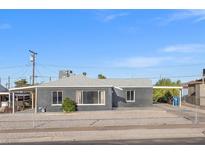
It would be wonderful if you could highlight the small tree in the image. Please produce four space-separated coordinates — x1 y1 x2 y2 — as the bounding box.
62 97 77 113
98 74 106 79
82 72 87 76
14 79 30 87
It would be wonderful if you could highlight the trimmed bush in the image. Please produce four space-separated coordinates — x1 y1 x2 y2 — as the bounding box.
62 97 77 113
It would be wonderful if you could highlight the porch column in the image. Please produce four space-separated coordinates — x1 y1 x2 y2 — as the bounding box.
31 92 34 109
35 88 37 114
8 93 11 107
179 89 182 107
12 92 15 114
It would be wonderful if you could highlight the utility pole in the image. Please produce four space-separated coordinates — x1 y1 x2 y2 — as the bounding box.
29 50 37 85
8 76 10 89
29 76 32 85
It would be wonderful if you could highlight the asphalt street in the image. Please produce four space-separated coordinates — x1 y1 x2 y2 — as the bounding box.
4 137 205 145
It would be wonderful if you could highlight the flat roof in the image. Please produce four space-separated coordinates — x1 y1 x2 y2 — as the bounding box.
9 86 37 91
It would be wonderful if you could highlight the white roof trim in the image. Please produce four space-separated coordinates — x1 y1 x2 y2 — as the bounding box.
113 86 123 91
9 86 37 91
153 86 183 89
119 86 153 88
0 92 9 95
9 85 154 91
35 85 113 88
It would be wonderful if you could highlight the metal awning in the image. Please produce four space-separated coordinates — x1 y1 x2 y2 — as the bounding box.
153 86 183 89
9 86 37 91
0 92 9 95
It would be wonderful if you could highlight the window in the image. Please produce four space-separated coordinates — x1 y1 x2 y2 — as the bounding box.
83 91 98 104
126 90 135 102
52 91 63 105
76 90 105 105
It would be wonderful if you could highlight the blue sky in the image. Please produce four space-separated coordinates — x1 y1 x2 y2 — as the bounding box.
0 10 205 86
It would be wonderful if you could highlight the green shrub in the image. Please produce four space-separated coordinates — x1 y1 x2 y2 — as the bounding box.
62 97 77 113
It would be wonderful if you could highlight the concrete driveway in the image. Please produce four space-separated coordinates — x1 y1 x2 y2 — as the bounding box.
0 105 192 130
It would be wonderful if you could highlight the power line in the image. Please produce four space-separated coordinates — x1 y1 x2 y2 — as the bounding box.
144 74 201 79
37 62 205 70
0 64 30 70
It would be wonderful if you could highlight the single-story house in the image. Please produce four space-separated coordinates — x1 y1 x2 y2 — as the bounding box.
0 84 9 105
183 79 205 106
0 84 10 112
9 75 153 112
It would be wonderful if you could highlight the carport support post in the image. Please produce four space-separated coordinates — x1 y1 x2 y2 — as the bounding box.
8 93 11 108
31 92 34 109
35 88 37 114
12 92 15 114
179 89 182 107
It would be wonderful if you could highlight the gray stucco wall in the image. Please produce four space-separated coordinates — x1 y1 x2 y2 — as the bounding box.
112 87 153 107
36 87 113 112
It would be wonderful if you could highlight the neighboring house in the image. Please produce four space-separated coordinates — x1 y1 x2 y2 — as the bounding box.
10 75 153 112
183 79 205 106
0 84 9 108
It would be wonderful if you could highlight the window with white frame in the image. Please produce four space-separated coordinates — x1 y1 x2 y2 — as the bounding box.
76 90 105 105
52 91 63 105
126 90 135 102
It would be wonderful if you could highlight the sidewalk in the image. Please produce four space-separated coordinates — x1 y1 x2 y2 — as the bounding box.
1 127 205 144
0 106 191 131
182 102 205 114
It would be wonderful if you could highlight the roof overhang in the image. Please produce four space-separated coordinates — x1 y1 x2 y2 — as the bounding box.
153 86 183 89
10 85 180 91
9 86 37 91
0 92 9 95
37 85 114 88
30 85 152 88
119 86 153 88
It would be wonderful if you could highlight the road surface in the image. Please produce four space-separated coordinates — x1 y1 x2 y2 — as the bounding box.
3 137 205 145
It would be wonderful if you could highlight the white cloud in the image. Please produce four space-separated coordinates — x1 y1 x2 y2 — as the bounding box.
113 56 173 68
95 10 129 22
0 23 11 30
161 44 205 53
159 10 205 25
102 13 129 22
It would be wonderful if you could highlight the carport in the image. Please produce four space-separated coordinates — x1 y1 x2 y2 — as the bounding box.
9 86 37 114
153 86 183 107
